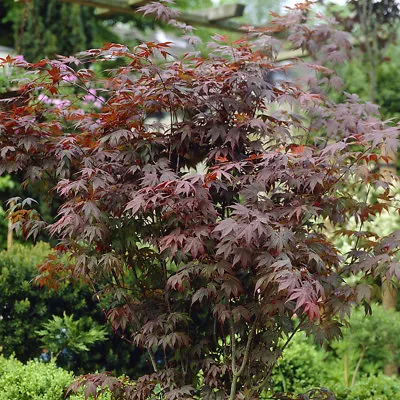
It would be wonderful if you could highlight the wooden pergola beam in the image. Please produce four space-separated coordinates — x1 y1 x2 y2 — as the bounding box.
56 0 247 32
15 0 305 59
127 0 150 5
190 4 245 22
57 0 142 13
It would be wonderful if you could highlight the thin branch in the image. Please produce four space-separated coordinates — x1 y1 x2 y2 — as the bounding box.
163 346 169 370
120 332 158 373
256 314 307 392
160 258 172 314
213 314 218 347
341 184 372 271
328 145 373 188
229 316 237 375
148 347 158 372
235 321 257 377
280 314 307 354
351 345 367 387
228 315 238 400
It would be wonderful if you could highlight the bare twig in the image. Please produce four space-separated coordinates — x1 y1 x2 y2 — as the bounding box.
351 345 367 387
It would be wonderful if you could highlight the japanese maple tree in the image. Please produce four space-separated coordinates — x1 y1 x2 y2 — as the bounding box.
1 1 400 399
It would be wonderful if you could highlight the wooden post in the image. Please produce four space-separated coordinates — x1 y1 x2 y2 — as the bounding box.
381 143 398 376
344 353 349 387
383 280 398 376
7 218 12 250
7 201 14 251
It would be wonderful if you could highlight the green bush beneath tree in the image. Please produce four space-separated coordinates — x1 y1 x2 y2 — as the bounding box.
0 242 144 375
0 355 111 400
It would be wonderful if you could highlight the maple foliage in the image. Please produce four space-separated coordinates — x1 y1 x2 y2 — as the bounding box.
1 1 400 399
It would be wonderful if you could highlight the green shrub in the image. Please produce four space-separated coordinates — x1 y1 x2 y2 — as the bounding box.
0 242 140 375
333 375 400 400
267 308 400 398
330 304 400 383
270 332 329 394
264 305 400 398
0 356 73 400
0 355 111 400
0 242 101 366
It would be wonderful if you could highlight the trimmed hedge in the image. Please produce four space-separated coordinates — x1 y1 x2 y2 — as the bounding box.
0 356 110 400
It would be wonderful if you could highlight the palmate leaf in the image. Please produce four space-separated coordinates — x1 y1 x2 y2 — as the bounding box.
183 236 204 258
192 287 209 304
355 283 372 303
137 1 178 22
124 194 145 215
213 218 235 237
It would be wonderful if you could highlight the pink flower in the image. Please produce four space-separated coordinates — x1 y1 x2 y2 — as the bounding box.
38 94 50 103
52 99 71 110
62 74 77 82
84 94 96 103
